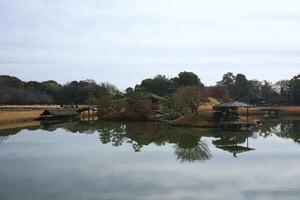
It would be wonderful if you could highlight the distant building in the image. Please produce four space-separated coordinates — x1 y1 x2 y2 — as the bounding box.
145 93 166 111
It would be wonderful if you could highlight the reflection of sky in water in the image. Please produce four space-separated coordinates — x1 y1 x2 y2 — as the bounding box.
0 122 300 200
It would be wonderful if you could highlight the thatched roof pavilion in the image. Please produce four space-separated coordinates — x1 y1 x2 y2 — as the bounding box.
145 93 166 101
40 109 80 118
214 101 253 123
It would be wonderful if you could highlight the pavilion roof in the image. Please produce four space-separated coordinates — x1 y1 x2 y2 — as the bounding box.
40 109 79 117
145 93 166 101
215 101 253 108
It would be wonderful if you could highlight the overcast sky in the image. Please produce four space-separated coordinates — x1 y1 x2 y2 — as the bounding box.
0 0 299 90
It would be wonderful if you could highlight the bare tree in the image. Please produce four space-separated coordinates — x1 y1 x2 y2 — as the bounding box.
175 86 207 114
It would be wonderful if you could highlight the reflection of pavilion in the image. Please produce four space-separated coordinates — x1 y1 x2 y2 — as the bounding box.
213 135 255 158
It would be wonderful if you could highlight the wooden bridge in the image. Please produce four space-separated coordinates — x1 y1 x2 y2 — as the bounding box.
77 106 98 120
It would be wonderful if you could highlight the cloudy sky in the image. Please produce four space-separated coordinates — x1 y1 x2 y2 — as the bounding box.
0 0 299 90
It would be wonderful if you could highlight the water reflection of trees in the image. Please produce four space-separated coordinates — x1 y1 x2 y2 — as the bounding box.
98 124 127 146
0 124 40 142
41 121 213 162
97 122 212 159
2 119 300 161
278 120 300 143
38 119 300 149
175 142 211 163
254 120 300 144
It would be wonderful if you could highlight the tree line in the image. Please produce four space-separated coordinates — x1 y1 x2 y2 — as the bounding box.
0 72 299 105
0 76 121 105
128 72 300 106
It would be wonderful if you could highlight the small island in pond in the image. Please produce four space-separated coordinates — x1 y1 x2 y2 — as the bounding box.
1 71 300 129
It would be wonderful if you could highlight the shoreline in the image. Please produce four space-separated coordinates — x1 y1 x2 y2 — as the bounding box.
1 106 300 128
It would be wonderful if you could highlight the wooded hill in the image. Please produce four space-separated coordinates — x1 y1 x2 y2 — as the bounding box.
0 71 299 105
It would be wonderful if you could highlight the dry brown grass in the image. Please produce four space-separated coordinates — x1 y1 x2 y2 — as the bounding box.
0 105 61 110
171 113 216 127
0 104 92 124
0 110 43 124
239 106 300 115
0 104 91 111
275 106 300 115
199 105 300 116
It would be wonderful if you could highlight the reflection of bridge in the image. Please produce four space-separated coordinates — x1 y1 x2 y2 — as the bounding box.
77 107 98 113
260 107 280 118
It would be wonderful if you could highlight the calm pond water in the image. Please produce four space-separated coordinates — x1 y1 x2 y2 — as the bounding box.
0 119 300 200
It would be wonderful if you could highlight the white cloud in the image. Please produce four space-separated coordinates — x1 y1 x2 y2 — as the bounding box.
0 0 299 89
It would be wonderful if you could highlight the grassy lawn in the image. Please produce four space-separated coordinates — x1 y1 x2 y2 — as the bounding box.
173 106 300 127
0 110 44 124
199 106 300 115
171 112 217 127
